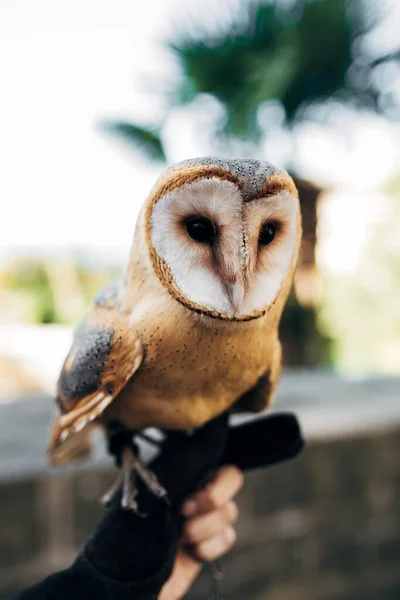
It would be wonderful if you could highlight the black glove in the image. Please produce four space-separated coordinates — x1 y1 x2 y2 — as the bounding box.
17 412 302 600
79 411 303 599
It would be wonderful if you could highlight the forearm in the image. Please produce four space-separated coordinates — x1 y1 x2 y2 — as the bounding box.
15 555 161 600
15 494 176 600
14 413 303 600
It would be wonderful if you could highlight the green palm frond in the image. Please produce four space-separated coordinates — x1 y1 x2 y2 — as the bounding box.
102 0 399 160
169 0 389 140
100 121 166 163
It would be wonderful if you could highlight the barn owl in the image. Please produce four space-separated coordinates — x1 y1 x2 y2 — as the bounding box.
48 157 302 509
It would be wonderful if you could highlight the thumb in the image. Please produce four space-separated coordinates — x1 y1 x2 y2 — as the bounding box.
158 550 202 600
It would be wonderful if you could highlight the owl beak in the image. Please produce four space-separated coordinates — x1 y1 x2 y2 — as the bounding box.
226 280 245 314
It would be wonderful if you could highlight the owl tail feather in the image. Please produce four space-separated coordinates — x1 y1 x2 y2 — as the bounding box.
48 412 92 466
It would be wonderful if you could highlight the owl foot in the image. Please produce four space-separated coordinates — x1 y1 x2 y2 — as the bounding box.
120 448 141 513
101 441 169 514
101 473 123 506
124 446 169 503
101 452 142 514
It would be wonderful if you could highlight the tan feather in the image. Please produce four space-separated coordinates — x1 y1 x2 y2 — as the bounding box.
48 158 302 467
48 297 143 464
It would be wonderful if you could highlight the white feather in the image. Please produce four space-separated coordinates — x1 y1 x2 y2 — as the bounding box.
151 179 298 317
151 178 242 313
240 191 298 314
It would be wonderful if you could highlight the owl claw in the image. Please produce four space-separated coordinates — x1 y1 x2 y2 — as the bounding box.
126 449 168 501
121 466 146 516
101 439 168 515
101 474 123 506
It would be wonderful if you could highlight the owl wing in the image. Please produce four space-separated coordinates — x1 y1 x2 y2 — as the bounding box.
48 279 143 465
233 341 282 413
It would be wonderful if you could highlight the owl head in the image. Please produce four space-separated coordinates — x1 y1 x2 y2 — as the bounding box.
140 157 301 321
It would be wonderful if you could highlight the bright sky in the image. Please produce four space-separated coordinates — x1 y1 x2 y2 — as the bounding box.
1 0 399 272
0 0 179 259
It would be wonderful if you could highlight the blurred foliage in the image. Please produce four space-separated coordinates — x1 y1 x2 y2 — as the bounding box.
0 261 56 324
169 0 355 138
100 121 166 162
281 292 334 367
106 0 400 371
105 0 376 366
319 189 400 374
104 0 399 161
0 258 120 325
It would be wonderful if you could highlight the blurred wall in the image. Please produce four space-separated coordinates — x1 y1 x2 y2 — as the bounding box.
1 424 400 600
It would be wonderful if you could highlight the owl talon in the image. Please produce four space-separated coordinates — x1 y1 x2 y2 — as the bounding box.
101 474 123 506
122 495 144 515
121 468 144 515
103 445 164 515
127 450 168 501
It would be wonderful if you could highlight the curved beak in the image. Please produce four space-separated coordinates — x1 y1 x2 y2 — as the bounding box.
226 280 245 314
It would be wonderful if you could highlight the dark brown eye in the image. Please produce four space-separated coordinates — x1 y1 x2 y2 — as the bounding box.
259 222 276 245
186 217 216 243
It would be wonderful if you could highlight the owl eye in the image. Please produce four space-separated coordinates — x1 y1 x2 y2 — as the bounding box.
259 222 276 245
186 217 216 243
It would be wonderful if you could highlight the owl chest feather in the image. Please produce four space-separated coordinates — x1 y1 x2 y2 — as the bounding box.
107 294 275 430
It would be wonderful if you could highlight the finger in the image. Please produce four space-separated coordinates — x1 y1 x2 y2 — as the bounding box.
182 465 243 516
193 527 237 562
159 549 202 600
182 501 238 544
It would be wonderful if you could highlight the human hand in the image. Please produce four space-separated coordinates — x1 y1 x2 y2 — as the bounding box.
159 465 244 600
83 412 301 600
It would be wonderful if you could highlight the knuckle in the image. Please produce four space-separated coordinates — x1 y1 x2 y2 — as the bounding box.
195 539 223 562
229 466 244 489
225 526 237 547
195 546 211 562
195 528 237 562
204 466 244 511
183 511 226 544
183 520 198 543
206 486 224 510
225 501 239 524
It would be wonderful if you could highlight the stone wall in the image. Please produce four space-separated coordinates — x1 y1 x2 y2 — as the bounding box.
1 424 400 600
